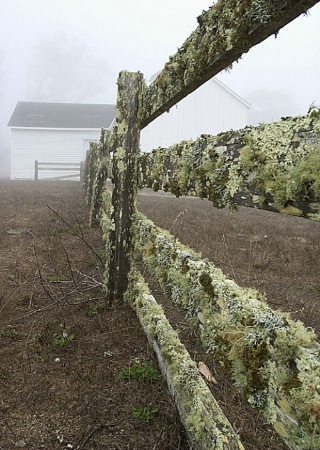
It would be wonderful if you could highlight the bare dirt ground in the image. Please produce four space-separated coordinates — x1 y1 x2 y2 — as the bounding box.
0 181 319 450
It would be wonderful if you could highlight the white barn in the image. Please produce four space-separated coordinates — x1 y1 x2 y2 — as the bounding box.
140 76 250 152
8 102 115 180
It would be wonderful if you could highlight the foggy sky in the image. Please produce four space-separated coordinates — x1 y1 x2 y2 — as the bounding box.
1 0 320 176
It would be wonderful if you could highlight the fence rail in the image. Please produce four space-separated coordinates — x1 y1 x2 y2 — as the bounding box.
132 211 320 450
34 160 84 182
82 2 320 449
141 0 320 127
138 118 320 220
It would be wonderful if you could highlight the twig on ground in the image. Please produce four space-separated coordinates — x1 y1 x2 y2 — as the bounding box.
71 269 103 287
75 421 120 449
27 231 56 302
47 204 104 266
14 300 61 321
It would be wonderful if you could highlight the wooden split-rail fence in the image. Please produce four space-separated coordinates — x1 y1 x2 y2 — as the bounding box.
83 2 320 449
34 160 84 182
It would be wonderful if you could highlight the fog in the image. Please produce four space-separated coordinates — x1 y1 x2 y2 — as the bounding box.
1 0 320 177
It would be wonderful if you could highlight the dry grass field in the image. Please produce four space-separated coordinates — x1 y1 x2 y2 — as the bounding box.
138 189 320 338
0 181 319 449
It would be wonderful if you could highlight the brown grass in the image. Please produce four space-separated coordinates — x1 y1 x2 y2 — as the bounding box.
0 181 319 449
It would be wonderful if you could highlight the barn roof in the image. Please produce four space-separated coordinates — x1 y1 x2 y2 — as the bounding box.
8 102 116 129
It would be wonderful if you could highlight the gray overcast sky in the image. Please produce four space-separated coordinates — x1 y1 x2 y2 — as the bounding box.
1 0 320 157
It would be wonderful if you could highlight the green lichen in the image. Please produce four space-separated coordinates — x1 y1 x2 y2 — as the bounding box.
308 102 320 119
139 113 320 220
247 0 288 25
99 187 114 290
289 149 320 200
141 0 311 127
132 211 320 450
138 133 239 209
125 268 245 450
238 116 320 212
86 129 113 226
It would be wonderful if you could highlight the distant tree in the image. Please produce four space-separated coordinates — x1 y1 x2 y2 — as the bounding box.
27 34 115 102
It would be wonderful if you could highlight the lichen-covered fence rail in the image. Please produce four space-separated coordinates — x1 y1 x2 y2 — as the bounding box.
82 1 320 449
138 112 320 221
125 269 245 450
131 212 320 450
140 0 320 127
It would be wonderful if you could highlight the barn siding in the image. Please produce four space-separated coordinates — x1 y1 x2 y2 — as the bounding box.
11 128 100 179
140 78 249 152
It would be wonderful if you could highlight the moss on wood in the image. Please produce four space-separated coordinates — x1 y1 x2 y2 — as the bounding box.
106 71 145 303
125 268 246 450
139 113 320 221
133 212 320 450
141 0 320 127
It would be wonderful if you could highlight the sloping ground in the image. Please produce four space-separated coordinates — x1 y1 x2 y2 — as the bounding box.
1 182 319 449
0 181 187 450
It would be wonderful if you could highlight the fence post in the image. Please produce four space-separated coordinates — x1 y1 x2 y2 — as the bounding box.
79 161 84 184
106 71 145 304
84 142 99 205
34 160 38 181
89 129 112 226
